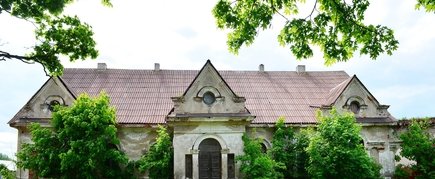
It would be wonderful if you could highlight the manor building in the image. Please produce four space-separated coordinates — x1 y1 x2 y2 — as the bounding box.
10 60 402 178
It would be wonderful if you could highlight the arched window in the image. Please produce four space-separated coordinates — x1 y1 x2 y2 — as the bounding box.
349 101 360 114
260 143 267 153
48 100 60 111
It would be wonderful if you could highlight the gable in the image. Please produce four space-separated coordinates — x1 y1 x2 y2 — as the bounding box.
169 60 249 117
328 75 393 119
9 77 76 127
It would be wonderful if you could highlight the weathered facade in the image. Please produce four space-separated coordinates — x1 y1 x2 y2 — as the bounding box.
10 60 407 178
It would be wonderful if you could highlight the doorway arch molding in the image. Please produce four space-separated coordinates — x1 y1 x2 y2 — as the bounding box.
192 134 229 151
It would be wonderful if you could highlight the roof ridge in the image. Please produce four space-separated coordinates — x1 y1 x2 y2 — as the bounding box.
63 67 347 73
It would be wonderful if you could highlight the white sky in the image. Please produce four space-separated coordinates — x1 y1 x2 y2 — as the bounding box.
1 0 435 159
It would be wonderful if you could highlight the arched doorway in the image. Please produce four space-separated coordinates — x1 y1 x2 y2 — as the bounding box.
199 138 222 179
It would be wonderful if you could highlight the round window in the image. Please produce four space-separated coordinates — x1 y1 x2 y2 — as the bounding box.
349 101 360 114
48 100 60 111
203 92 216 105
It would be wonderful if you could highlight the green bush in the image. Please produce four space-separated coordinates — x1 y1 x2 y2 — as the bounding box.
138 125 173 179
238 133 283 179
307 109 381 179
399 119 435 178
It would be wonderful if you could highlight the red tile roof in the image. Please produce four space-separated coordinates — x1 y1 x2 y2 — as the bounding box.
59 68 350 124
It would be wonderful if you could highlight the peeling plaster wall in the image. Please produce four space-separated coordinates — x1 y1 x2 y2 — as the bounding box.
361 126 399 177
117 127 157 161
16 129 31 179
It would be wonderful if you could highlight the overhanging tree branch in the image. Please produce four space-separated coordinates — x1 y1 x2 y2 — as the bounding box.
0 50 50 76
0 50 34 63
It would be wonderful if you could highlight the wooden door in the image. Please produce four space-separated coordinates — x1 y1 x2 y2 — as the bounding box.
199 138 221 179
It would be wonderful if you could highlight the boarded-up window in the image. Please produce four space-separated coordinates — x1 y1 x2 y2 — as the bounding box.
228 153 235 179
185 154 192 178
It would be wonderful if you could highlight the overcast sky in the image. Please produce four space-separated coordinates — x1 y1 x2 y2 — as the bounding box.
1 0 435 160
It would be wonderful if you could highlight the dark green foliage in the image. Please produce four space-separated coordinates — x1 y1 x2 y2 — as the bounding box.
138 125 173 179
0 163 15 179
212 0 399 65
270 117 309 178
17 92 134 179
16 123 62 177
292 129 311 178
238 133 283 179
307 109 381 179
399 119 435 179
0 0 111 76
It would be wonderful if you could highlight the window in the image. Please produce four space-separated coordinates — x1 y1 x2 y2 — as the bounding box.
260 143 267 153
44 95 65 112
185 154 192 178
48 100 60 111
228 153 235 179
349 101 360 114
203 91 216 105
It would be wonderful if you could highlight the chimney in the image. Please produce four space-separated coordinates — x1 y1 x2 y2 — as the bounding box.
296 65 305 74
154 63 160 71
259 64 264 72
97 63 107 70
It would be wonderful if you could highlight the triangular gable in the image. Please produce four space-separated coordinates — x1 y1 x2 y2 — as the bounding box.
181 60 239 98
169 60 249 116
322 75 394 120
9 77 76 127
324 75 381 106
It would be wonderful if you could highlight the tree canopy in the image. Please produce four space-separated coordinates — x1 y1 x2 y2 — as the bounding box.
16 92 132 178
307 109 381 178
212 0 432 65
0 0 111 76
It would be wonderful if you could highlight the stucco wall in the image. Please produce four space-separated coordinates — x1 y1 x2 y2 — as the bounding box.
172 122 246 179
118 127 157 161
361 125 400 177
15 129 31 179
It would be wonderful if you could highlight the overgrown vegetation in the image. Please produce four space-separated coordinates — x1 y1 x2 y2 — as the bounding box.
397 118 435 179
307 109 381 178
137 125 173 179
0 163 15 179
270 117 309 178
238 132 283 179
239 110 381 178
17 92 133 178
